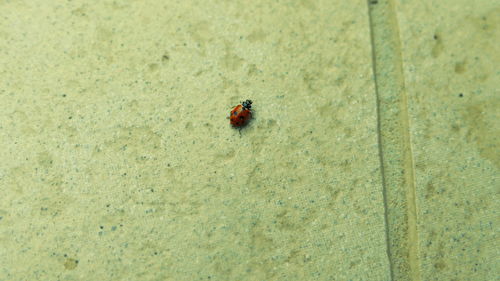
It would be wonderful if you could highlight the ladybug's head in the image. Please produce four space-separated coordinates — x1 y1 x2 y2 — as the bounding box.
242 99 252 110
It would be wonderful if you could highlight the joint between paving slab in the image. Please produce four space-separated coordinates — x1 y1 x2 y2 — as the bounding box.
367 0 421 280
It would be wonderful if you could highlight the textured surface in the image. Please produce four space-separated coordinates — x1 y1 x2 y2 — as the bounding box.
1 0 498 280
368 1 420 279
396 1 499 280
369 0 499 280
0 0 390 280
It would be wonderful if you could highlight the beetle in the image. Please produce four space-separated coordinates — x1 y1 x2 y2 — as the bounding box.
229 99 253 128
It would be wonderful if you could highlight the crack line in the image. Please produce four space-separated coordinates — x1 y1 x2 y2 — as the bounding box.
367 0 421 280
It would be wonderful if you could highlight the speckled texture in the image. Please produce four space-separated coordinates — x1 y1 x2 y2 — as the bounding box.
0 1 391 280
2 0 497 280
396 0 499 280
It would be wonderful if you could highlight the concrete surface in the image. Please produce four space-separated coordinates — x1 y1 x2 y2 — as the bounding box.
396 1 499 280
0 0 497 280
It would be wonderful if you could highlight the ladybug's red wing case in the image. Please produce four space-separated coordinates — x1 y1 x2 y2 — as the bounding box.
230 109 252 127
229 100 253 128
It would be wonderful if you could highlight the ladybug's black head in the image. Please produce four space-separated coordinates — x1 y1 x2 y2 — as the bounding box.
242 99 252 110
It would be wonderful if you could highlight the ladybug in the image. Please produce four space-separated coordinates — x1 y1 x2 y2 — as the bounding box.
230 99 253 128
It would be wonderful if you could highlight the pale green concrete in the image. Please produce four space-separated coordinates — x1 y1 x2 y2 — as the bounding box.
367 0 421 279
396 1 499 280
1 1 498 280
0 1 390 280
368 1 499 280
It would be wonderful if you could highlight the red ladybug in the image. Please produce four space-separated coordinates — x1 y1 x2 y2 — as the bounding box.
230 99 253 127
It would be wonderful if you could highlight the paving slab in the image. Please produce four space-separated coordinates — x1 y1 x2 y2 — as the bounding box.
0 1 391 280
395 1 499 280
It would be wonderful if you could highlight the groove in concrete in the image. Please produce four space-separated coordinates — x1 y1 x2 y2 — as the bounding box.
367 0 421 280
